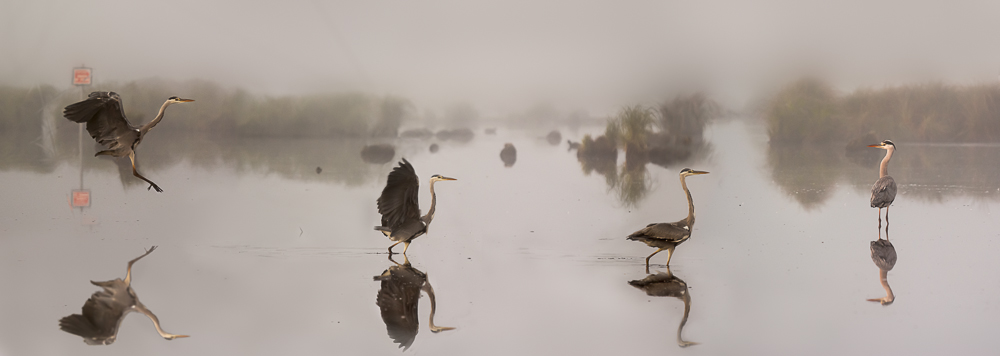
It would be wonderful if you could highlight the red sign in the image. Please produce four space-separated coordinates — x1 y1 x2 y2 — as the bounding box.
71 189 91 207
73 68 92 86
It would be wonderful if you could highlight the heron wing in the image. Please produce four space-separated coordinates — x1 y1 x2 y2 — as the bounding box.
59 282 131 343
628 222 690 242
63 91 138 154
375 266 425 350
870 176 897 208
628 272 687 297
377 159 421 229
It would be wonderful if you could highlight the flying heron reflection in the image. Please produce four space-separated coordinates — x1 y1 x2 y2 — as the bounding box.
628 267 698 347
628 168 709 271
868 140 897 226
374 256 456 351
63 92 194 192
59 246 188 345
375 158 456 255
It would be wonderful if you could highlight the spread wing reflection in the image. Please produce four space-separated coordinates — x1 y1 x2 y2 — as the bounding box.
59 246 188 345
867 225 897 305
628 267 698 347
373 256 455 351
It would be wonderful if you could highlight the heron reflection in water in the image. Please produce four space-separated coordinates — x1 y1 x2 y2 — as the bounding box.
628 168 709 271
628 267 698 347
374 256 456 351
868 140 897 227
375 159 457 255
868 225 897 305
59 246 189 344
63 92 194 193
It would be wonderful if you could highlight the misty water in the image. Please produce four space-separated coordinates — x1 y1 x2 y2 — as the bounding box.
3 119 1000 355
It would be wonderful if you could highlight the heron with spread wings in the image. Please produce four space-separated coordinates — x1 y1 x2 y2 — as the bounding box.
63 91 194 192
628 168 709 271
375 158 456 255
59 246 188 345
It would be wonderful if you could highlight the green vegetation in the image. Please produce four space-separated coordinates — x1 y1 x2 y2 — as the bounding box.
3 79 413 139
765 78 1000 143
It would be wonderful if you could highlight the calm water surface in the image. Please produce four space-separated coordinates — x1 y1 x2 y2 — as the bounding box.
2 120 1000 355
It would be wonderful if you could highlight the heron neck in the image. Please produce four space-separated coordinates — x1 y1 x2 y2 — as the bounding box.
140 101 171 138
680 175 695 226
879 147 894 178
677 291 693 347
879 268 894 302
422 180 438 225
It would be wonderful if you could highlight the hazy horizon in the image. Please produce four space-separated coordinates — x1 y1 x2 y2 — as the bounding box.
4 0 1000 115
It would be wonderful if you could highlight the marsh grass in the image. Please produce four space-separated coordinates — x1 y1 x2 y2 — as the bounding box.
6 79 412 139
766 79 1000 143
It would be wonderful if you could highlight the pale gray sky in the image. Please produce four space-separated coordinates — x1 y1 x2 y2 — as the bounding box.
3 0 1000 114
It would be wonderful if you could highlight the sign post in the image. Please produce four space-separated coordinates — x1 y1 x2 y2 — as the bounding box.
72 66 93 211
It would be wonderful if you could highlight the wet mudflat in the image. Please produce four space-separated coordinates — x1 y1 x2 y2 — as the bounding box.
2 120 1000 355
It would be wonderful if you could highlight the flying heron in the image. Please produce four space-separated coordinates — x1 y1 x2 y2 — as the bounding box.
63 91 194 193
375 158 456 255
868 140 897 226
59 246 188 345
628 267 698 347
627 168 709 271
374 256 456 350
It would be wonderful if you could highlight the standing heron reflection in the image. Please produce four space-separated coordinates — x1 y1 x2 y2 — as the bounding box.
868 225 897 305
868 140 897 227
63 92 194 193
374 256 456 351
59 246 188 344
628 267 698 347
375 158 457 255
628 168 709 271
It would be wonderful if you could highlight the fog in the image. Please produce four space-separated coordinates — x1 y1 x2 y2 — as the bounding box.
3 0 1000 114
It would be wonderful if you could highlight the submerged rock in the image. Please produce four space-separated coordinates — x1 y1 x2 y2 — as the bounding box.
500 143 517 167
546 130 562 145
361 144 396 164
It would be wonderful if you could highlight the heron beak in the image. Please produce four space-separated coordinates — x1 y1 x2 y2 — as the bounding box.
440 176 457 181
169 334 190 339
691 170 710 175
867 144 883 148
178 98 195 103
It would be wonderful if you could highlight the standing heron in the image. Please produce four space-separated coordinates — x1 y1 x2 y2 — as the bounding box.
63 92 194 193
627 168 709 271
868 140 897 226
373 256 456 351
59 246 188 345
628 267 698 347
375 158 457 255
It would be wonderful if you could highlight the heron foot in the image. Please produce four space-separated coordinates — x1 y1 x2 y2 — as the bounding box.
148 184 163 193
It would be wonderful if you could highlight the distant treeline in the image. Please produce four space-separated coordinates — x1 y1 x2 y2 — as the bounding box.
1 79 413 138
765 78 1000 143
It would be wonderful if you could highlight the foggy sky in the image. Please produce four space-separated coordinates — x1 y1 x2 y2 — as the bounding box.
3 0 1000 114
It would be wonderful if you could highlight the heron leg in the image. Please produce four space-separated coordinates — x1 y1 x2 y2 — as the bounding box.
124 246 157 286
663 246 676 266
645 248 665 271
401 242 411 255
129 152 162 193
387 241 401 255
